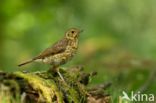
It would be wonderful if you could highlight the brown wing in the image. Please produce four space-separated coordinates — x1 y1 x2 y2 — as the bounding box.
33 38 68 60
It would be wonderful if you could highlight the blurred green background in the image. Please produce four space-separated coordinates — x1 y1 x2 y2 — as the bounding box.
0 0 156 102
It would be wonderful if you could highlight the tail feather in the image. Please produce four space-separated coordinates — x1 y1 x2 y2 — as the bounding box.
18 59 33 67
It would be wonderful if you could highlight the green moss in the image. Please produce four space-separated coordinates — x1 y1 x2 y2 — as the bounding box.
10 68 87 103
0 66 95 103
14 71 64 103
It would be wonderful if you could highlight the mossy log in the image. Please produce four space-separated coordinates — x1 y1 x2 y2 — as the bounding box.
0 66 111 103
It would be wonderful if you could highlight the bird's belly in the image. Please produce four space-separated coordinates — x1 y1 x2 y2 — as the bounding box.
42 52 74 66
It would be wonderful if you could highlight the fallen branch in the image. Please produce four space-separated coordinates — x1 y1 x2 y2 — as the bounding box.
0 66 111 103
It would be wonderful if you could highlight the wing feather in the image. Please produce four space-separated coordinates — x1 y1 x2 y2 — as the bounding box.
33 38 68 60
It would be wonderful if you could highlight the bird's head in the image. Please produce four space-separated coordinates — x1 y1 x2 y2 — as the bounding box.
65 28 83 40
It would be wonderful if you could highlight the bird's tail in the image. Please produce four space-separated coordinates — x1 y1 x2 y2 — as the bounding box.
18 59 34 67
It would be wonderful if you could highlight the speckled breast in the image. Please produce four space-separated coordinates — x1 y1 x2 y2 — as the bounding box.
42 38 78 66
42 46 77 66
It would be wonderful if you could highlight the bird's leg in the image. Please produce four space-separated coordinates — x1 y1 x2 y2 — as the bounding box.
49 66 65 82
57 68 65 82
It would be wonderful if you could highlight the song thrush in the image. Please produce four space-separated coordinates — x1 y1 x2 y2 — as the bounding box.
18 28 82 81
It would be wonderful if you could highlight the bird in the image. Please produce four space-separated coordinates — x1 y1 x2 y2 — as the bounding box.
18 28 82 81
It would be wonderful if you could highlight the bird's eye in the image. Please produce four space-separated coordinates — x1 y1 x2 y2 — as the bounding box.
71 31 75 34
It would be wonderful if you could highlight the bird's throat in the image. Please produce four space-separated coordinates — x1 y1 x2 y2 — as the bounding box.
68 38 78 49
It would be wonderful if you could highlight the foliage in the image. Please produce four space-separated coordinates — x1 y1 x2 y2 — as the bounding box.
0 0 156 102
